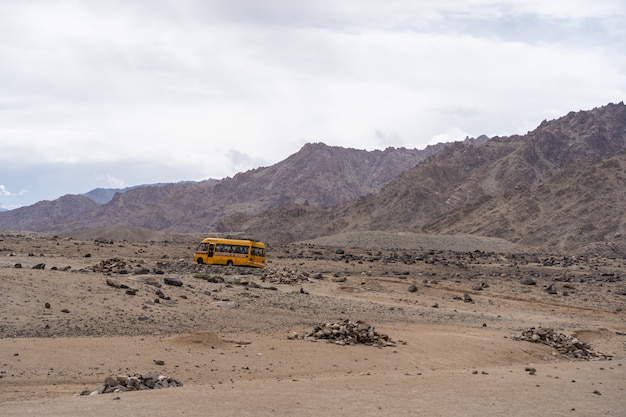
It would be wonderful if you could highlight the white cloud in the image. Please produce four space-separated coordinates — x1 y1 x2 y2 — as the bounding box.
429 127 472 145
96 175 126 189
0 184 27 197
0 0 624 206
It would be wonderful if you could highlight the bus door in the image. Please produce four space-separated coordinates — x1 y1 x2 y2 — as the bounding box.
208 244 215 257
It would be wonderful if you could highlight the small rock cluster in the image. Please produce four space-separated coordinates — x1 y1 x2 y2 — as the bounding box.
261 267 322 285
513 327 612 360
80 372 183 395
86 258 162 275
290 319 397 347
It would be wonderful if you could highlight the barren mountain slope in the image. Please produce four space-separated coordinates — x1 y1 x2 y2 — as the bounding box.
224 103 626 253
424 149 626 255
0 143 436 233
0 195 98 232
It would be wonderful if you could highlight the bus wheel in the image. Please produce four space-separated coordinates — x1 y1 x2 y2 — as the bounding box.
226 260 233 266
197 258 204 264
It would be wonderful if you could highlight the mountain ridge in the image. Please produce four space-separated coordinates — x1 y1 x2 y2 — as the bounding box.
217 102 626 255
1 102 624 256
0 142 458 233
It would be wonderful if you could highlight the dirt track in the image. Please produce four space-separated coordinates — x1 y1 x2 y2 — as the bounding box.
1 232 625 416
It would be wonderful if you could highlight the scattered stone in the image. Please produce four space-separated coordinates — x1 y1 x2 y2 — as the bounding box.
44 302 50 309
153 360 165 366
84 253 91 258
520 278 536 285
545 284 557 295
463 293 473 303
61 308 70 313
164 277 183 286
407 284 418 293
14 263 22 268
106 277 122 288
32 263 45 270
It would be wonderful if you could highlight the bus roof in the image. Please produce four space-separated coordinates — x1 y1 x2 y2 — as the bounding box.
200 237 265 247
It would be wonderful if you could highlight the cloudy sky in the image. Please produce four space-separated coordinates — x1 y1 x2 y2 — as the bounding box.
1 0 624 209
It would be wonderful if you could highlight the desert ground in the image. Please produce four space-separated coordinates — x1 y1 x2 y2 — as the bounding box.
0 230 625 417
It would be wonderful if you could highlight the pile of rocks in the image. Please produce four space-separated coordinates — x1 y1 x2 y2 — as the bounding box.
85 258 164 275
513 327 612 360
80 372 183 395
290 319 397 347
85 258 131 274
262 267 322 285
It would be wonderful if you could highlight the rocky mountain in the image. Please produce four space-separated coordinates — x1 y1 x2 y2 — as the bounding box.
0 195 100 232
219 102 626 255
83 181 202 205
83 187 131 205
0 143 448 233
2 102 623 256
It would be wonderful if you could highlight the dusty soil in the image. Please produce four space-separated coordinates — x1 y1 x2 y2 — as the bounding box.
0 231 625 416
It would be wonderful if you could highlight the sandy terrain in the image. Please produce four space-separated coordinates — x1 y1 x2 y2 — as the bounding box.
0 231 625 416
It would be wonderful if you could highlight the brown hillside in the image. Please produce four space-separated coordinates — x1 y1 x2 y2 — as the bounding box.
0 143 440 233
222 102 626 254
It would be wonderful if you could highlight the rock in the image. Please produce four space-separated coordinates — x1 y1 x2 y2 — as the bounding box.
106 277 122 288
520 278 536 285
44 302 50 309
463 293 473 303
32 263 45 270
407 284 418 293
14 263 22 268
545 284 557 295
164 277 183 286
104 376 118 387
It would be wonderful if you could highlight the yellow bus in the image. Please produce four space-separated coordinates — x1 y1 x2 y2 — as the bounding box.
193 238 266 268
